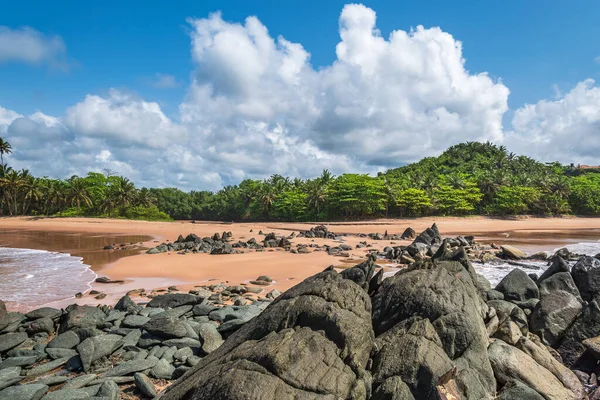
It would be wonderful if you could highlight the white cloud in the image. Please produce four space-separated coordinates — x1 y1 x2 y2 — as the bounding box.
595 56 600 64
152 73 180 89
0 26 67 69
507 79 600 165
0 4 598 190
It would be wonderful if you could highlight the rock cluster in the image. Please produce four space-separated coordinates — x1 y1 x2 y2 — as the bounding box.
297 225 338 239
0 286 276 399
146 232 242 255
156 228 596 399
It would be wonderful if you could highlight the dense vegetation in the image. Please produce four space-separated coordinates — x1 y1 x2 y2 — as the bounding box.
1 139 599 221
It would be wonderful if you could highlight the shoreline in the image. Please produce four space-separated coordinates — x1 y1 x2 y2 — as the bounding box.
1 216 600 311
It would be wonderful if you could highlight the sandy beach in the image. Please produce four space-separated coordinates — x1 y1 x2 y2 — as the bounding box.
1 216 600 311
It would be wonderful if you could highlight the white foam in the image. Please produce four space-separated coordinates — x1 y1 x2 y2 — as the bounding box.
0 247 97 311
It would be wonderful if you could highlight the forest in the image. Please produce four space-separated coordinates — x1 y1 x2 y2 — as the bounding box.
1 138 600 221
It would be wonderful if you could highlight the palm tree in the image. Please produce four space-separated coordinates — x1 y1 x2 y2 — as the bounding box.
306 179 327 217
22 175 43 215
68 178 93 216
0 168 23 215
112 177 137 210
319 169 334 185
0 138 12 170
135 188 156 208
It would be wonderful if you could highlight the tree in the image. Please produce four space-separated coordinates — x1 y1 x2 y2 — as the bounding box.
68 178 93 216
396 188 432 216
0 168 23 215
0 137 12 169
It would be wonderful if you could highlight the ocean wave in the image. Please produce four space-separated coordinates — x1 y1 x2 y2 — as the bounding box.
0 247 97 311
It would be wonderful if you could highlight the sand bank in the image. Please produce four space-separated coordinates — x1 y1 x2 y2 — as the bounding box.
1 216 599 310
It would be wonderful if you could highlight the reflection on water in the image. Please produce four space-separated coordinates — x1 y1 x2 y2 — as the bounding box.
0 229 154 270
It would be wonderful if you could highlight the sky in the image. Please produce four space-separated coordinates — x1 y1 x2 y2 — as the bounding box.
0 1 599 190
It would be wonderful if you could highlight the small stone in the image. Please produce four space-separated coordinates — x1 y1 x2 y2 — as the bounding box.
134 372 156 398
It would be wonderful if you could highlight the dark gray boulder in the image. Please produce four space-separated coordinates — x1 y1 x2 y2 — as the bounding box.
25 307 62 321
571 256 600 301
538 272 582 302
495 268 539 302
121 315 150 328
97 380 120 400
371 262 495 399
143 314 193 339
59 305 106 333
101 356 159 377
134 373 156 398
0 300 9 331
487 300 529 335
195 323 223 354
114 295 136 311
371 376 415 400
147 294 201 309
26 317 54 335
77 334 124 372
530 290 582 347
538 256 570 283
159 265 374 400
557 298 600 367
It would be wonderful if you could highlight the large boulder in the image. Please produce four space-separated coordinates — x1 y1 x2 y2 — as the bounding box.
0 332 28 353
158 265 375 400
500 245 527 260
538 272 582 302
571 256 600 301
488 339 579 400
143 314 196 339
59 305 106 333
498 381 545 400
529 290 582 347
371 261 495 399
495 268 539 303
557 298 600 367
77 334 124 372
538 256 570 283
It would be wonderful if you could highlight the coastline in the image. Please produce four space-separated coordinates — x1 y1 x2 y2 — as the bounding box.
1 216 600 311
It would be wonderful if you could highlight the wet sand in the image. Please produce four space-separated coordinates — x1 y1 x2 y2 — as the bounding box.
1 216 599 310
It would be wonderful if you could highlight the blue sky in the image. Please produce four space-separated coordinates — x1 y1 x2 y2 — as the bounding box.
1 1 599 189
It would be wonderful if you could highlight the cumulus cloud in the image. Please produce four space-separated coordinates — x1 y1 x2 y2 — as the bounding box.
0 4 598 190
507 79 600 165
0 26 68 69
152 73 180 88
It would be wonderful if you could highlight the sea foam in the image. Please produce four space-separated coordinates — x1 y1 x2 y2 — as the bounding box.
0 247 97 311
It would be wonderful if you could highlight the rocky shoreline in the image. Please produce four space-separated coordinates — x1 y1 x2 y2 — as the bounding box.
1 226 599 399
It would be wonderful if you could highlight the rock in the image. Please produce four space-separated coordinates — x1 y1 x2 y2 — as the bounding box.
538 256 570 283
192 304 217 317
26 357 70 377
196 323 223 354
151 358 175 380
493 320 522 345
159 264 374 400
515 336 585 399
173 347 193 362
208 305 261 323
47 331 80 349
530 290 583 346
101 357 159 377
59 305 106 333
143 314 192 339
0 384 48 400
495 268 539 302
62 374 98 390
371 376 415 399
35 376 68 386
571 256 600 301
400 227 416 240
488 339 579 400
77 334 124 372
161 338 201 350
583 336 600 359
371 261 494 400
114 296 136 311
0 332 28 352
134 373 156 398
121 315 150 328
147 294 201 309
0 366 21 381
45 348 77 360
557 298 600 367
265 289 281 299
501 245 527 259
97 380 119 400
0 300 9 331
25 308 62 321
41 389 91 399
538 272 582 302
26 317 54 335
498 381 545 400
95 277 124 284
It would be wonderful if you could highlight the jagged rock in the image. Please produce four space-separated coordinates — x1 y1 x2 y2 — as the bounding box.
26 317 54 335
101 356 159 377
59 305 106 333
538 256 570 283
47 331 80 349
495 268 539 302
538 272 582 302
159 264 374 400
400 227 416 240
143 314 193 339
530 290 583 346
114 295 136 311
498 381 545 400
571 256 600 301
487 300 529 335
0 300 9 331
557 298 600 367
488 339 579 400
371 261 495 399
147 294 202 309
97 380 120 400
151 358 175 380
500 245 527 260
